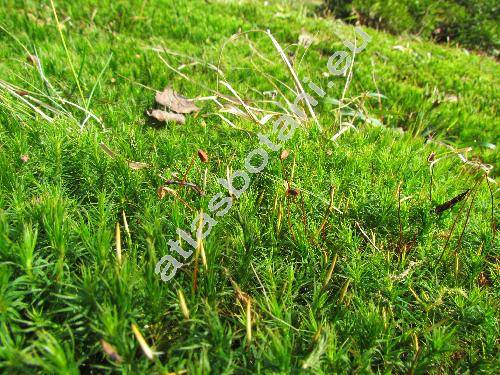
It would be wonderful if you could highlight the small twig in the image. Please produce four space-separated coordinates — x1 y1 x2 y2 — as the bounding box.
355 221 380 251
158 176 204 196
157 186 194 211
181 154 196 188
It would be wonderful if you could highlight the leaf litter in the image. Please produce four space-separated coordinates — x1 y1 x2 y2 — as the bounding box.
146 109 185 124
155 86 200 114
147 86 200 124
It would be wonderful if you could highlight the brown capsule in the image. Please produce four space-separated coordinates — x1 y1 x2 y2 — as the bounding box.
427 151 435 162
478 271 491 287
27 54 39 65
197 149 208 163
280 149 289 160
100 339 123 363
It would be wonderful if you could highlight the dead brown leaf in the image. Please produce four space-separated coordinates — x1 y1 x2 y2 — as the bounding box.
155 87 199 114
100 339 123 363
147 109 186 124
127 161 149 170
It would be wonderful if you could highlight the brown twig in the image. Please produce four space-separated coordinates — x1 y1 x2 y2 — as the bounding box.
159 177 204 196
181 153 196 189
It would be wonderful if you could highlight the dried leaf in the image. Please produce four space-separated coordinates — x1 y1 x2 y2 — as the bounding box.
298 29 315 47
100 339 123 363
147 109 185 124
99 142 117 158
197 149 208 163
220 105 251 119
443 94 458 103
155 87 199 114
392 45 407 52
262 90 277 98
127 161 149 170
